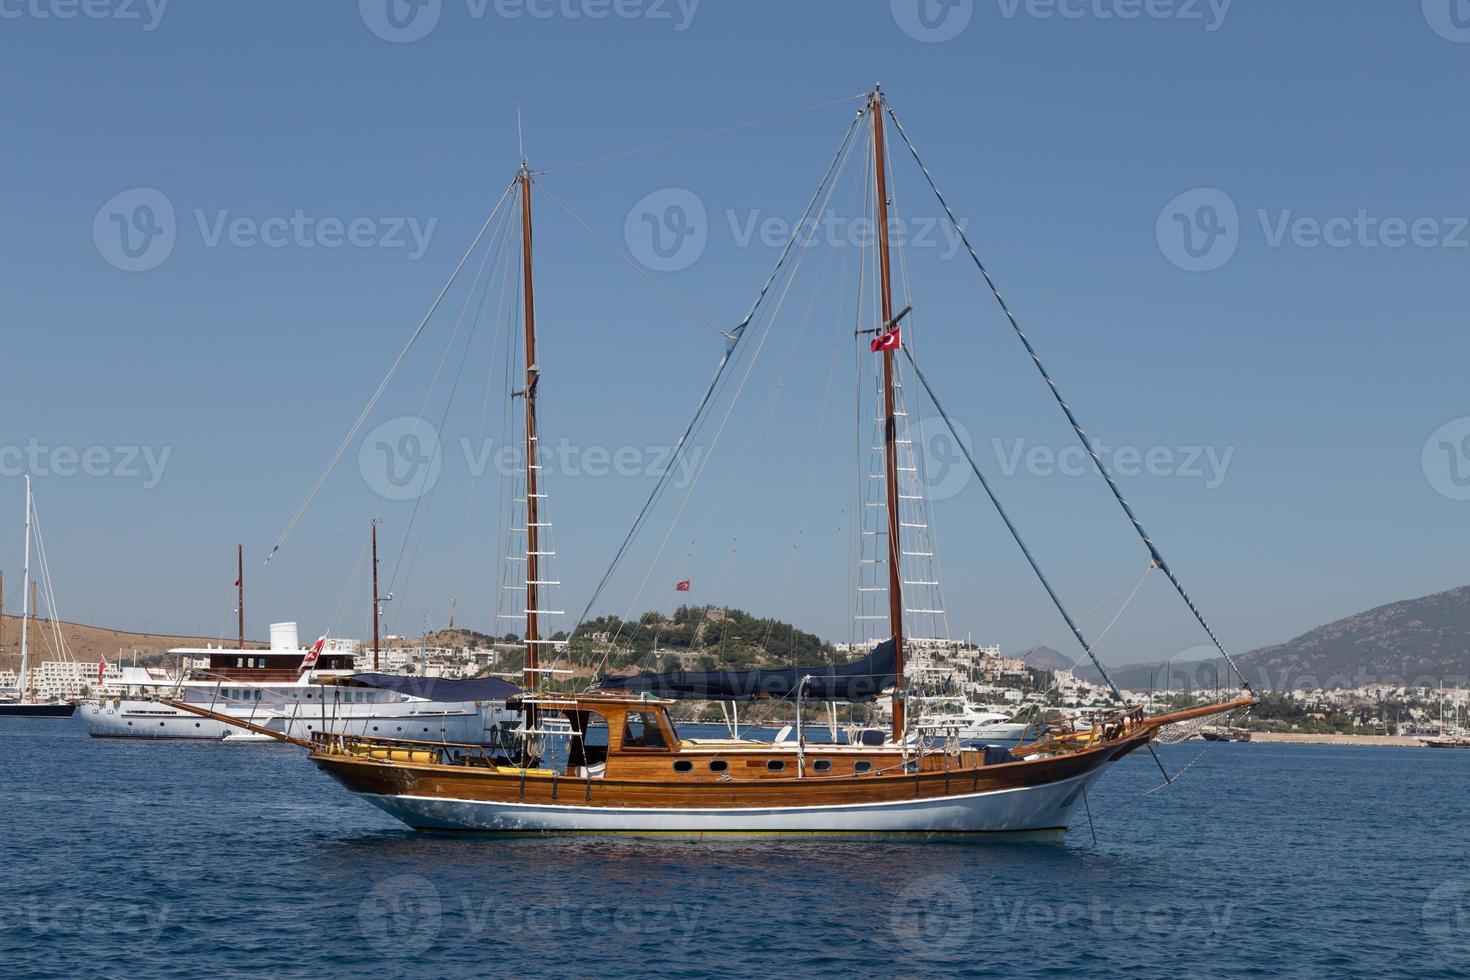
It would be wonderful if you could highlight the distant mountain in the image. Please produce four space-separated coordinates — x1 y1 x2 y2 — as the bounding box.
1238 585 1470 690
1015 645 1076 671
1063 586 1470 693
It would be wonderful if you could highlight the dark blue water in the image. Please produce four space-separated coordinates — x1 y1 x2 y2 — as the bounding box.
4 719 1466 979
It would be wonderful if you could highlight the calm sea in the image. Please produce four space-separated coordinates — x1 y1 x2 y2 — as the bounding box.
2 718 1466 979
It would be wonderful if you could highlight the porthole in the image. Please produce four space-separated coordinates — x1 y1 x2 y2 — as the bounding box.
854 761 872 774
160 722 166 727
767 759 786 773
813 759 832 773
195 723 201 728
709 760 728 773
673 760 693 773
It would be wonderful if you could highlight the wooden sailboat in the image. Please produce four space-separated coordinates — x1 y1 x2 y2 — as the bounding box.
0 476 77 718
165 90 1257 838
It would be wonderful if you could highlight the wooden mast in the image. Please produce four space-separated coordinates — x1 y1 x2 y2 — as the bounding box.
371 519 381 672
519 164 541 695
236 544 244 649
870 87 905 741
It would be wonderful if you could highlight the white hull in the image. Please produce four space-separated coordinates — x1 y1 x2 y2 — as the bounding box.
355 767 1110 839
78 699 510 743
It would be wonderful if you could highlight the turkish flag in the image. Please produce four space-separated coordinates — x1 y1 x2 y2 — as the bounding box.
675 580 691 592
299 636 326 672
870 327 901 353
98 661 107 684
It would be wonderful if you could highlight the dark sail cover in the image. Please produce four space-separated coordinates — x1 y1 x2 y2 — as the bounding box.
599 639 895 702
341 673 520 702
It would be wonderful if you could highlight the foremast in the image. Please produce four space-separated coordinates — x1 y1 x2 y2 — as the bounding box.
869 88 906 742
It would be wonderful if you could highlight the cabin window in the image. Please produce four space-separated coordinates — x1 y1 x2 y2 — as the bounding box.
709 760 728 773
813 759 832 773
767 760 785 773
622 712 668 750
854 761 872 773
673 760 693 773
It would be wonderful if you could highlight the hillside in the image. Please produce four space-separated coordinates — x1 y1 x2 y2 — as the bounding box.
0 614 265 673
1053 586 1470 692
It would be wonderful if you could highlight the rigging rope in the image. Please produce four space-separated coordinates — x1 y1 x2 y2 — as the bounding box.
266 179 518 565
883 103 1250 693
901 341 1175 783
898 342 1125 702
571 108 868 638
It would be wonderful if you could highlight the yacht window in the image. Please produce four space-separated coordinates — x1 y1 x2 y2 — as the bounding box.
709 760 728 773
622 712 668 750
767 759 785 773
813 759 832 773
673 760 693 773
854 761 872 773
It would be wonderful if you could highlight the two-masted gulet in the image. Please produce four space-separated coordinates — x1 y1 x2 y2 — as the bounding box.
170 91 1254 838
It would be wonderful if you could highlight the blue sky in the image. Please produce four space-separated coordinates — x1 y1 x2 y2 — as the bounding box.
1 1 1467 667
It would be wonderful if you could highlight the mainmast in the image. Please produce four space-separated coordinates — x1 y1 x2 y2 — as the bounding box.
870 88 906 741
519 165 541 693
236 544 244 649
18 475 32 702
371 519 381 672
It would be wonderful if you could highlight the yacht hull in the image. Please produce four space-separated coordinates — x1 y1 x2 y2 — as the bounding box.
312 728 1149 839
78 698 508 743
353 768 1106 839
0 702 77 718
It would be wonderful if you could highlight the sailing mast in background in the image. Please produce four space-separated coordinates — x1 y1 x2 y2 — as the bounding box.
371 519 381 671
19 475 32 701
869 88 906 742
236 544 244 649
